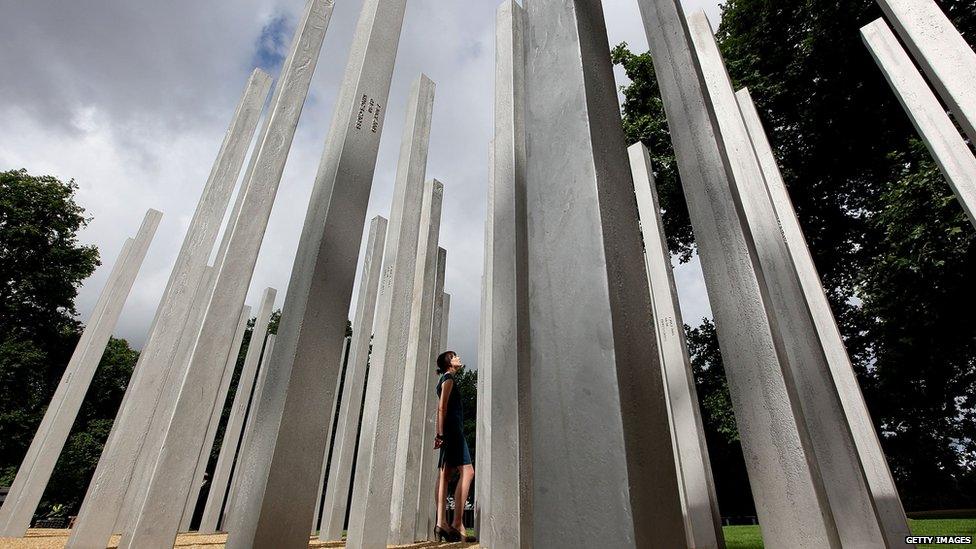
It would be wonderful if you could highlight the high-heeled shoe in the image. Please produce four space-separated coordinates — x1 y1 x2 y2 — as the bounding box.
449 525 476 543
435 525 462 542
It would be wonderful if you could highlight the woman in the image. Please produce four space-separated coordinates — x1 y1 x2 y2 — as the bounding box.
433 350 475 542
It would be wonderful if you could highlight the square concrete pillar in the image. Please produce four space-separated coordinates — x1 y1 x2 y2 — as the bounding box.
389 230 446 544
345 77 436 549
876 0 976 145
118 2 333 546
0 209 161 537
196 287 277 533
861 19 976 229
128 262 218 535
66 69 271 549
489 2 530 545
427 292 451 537
689 11 885 546
736 88 913 546
223 333 277 526
440 295 450 349
178 295 255 532
311 336 351 533
179 303 252 531
474 144 495 546
198 288 277 533
440 294 450 346
319 215 388 541
522 1 686 545
414 269 447 541
224 2 411 546
146 267 242 538
390 244 447 543
634 1 836 546
629 143 724 549
143 265 225 534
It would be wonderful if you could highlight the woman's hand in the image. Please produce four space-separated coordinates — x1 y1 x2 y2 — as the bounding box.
434 434 444 450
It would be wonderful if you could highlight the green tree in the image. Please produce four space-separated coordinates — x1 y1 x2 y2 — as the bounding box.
858 144 976 509
452 368 478 460
0 169 101 496
40 337 138 515
0 170 99 341
0 169 141 518
611 44 694 263
0 337 50 483
613 0 976 512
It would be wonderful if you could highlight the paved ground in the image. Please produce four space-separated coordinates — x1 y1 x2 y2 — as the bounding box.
0 529 480 549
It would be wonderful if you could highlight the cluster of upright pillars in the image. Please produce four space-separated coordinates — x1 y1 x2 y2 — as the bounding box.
0 209 162 538
468 0 976 547
1 0 459 546
3 0 973 547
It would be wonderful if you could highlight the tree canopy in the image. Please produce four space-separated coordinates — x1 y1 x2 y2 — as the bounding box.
0 169 139 517
0 170 99 341
613 0 976 513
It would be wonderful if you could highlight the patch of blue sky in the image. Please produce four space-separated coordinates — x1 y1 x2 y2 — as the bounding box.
250 12 293 73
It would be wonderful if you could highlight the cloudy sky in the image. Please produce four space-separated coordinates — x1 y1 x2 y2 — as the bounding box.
0 0 721 371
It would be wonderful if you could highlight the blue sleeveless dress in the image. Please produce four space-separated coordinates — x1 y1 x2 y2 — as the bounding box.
437 372 472 467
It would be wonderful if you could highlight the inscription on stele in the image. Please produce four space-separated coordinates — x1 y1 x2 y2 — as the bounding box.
356 94 383 133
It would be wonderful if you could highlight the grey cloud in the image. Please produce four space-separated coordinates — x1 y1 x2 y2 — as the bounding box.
0 0 279 134
0 0 719 375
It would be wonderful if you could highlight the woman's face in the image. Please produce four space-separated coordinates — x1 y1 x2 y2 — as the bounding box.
450 354 463 372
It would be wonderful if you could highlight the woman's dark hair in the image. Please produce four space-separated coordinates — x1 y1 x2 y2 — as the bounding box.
436 350 457 374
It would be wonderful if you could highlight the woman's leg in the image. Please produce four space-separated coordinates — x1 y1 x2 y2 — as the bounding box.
437 465 456 528
451 464 475 532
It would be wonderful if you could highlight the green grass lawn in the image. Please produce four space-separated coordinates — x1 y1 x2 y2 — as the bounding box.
722 519 976 548
723 525 765 549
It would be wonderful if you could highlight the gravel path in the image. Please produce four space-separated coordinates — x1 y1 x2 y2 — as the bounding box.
0 529 480 549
